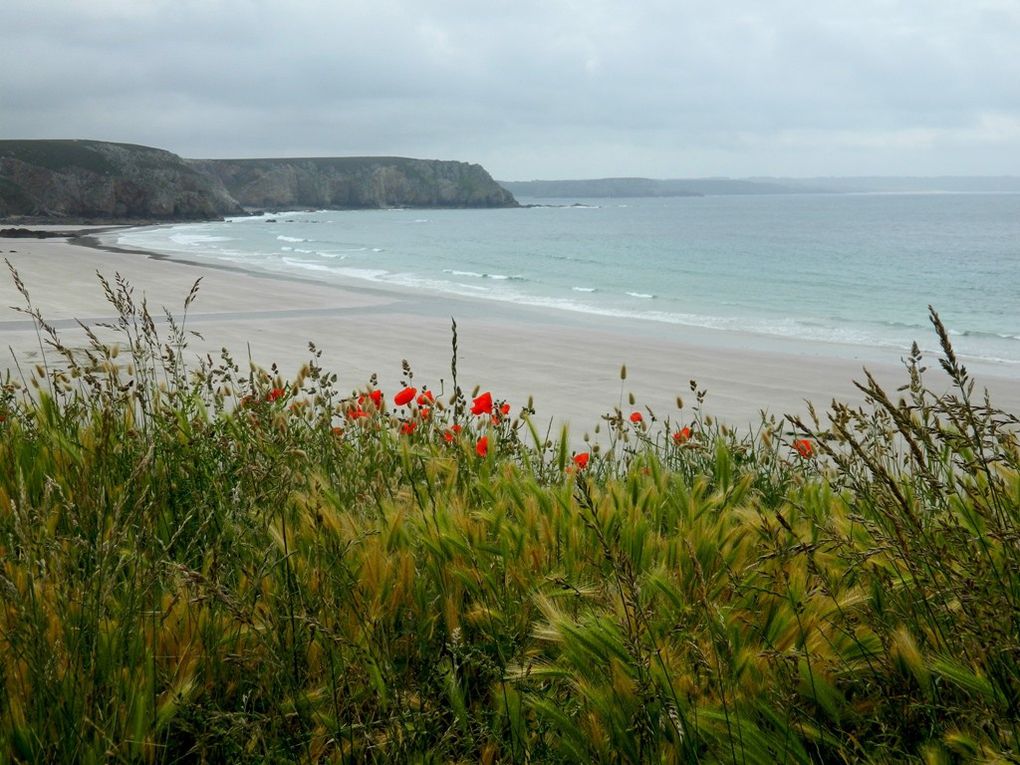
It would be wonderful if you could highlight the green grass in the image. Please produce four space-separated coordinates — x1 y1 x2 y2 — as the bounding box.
0 140 119 174
1 263 1019 763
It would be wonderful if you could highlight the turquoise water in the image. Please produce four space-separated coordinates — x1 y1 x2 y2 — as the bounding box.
116 193 1020 365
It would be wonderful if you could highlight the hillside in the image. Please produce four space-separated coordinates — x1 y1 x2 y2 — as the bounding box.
0 140 518 222
0 140 242 221
195 156 518 210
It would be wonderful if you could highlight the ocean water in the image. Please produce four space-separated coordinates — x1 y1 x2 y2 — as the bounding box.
115 193 1020 366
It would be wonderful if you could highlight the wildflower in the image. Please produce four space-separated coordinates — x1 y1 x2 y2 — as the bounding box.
475 435 489 457
630 411 643 423
266 387 286 402
331 426 344 437
443 424 462 443
401 421 417 435
501 402 511 416
471 391 493 415
673 427 691 445
572 452 590 470
794 439 814 458
420 406 431 419
394 386 417 406
347 406 368 420
417 390 435 405
368 389 383 409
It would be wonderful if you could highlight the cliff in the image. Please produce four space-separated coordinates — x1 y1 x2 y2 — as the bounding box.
0 140 518 222
0 140 242 221
192 156 517 210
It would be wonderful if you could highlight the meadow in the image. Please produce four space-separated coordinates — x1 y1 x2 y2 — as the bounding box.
1 264 1019 763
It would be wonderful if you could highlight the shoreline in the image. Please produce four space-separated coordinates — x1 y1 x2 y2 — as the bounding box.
3 226 1018 439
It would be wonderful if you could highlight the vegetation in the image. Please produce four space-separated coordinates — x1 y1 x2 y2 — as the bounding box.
1 263 1018 763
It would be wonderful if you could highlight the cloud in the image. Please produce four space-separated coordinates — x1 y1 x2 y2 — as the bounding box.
2 0 1019 177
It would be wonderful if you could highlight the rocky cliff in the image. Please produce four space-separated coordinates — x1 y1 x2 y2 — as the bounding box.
0 140 242 221
0 140 517 222
192 156 517 210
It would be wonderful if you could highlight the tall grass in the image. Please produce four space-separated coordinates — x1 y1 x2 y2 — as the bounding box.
1 264 1018 763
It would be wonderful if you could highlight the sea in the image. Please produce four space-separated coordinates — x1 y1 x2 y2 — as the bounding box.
114 193 1020 368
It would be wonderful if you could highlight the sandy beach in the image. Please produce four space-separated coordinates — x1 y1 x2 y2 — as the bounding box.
2 227 1018 440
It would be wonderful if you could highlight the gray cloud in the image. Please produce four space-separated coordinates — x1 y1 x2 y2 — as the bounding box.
2 0 1019 178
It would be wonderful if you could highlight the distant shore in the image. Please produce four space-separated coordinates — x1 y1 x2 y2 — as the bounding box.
2 226 1018 440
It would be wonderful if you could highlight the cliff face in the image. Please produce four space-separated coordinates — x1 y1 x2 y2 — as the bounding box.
0 141 518 222
0 140 242 220
191 157 517 210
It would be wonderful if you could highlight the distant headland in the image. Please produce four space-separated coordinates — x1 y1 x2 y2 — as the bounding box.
498 175 1020 198
0 139 518 222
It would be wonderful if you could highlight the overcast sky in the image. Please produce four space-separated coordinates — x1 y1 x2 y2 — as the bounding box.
2 0 1019 179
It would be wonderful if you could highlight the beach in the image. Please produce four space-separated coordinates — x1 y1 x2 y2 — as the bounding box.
2 227 1018 438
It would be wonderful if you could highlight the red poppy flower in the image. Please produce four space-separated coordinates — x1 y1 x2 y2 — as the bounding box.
793 439 814 458
475 435 489 457
629 411 643 423
673 427 691 445
347 406 368 420
443 430 456 443
419 406 431 419
369 389 383 408
572 452 590 470
331 426 344 437
401 421 417 435
266 387 286 402
417 390 435 405
471 392 493 415
393 386 416 406
501 402 511 415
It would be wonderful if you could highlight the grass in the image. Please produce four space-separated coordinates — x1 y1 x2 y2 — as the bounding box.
1 263 1019 763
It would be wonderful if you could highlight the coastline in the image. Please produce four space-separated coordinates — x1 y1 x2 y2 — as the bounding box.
3 226 1018 438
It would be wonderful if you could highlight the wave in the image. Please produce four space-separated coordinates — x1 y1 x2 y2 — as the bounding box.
168 233 234 246
443 269 525 281
277 235 307 243
626 292 655 299
572 287 597 293
280 257 333 273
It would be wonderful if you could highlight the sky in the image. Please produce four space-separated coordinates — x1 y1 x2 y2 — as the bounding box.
2 0 1019 180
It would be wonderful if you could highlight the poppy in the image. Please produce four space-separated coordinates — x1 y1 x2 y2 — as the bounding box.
369 389 383 408
331 426 344 437
572 452 590 470
266 387 286 402
347 406 368 420
394 386 417 406
420 406 431 419
673 427 691 445
501 402 511 415
443 429 456 443
471 392 493 415
630 411 643 423
401 421 417 435
417 390 435 405
475 435 489 457
793 439 814 458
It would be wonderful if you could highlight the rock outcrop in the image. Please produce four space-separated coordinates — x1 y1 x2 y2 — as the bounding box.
0 140 518 222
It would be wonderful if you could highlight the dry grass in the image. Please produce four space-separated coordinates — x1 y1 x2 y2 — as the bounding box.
1 264 1018 763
